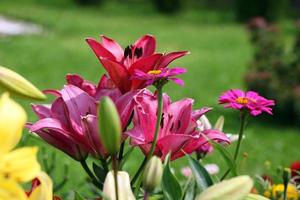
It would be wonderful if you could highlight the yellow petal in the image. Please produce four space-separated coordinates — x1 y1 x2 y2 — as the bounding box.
0 93 27 154
0 176 27 200
0 66 46 101
28 172 53 200
0 147 41 183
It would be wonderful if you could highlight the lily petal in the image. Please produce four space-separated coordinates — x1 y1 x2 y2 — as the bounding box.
86 38 116 60
101 35 124 62
134 34 156 57
99 58 131 93
157 51 189 68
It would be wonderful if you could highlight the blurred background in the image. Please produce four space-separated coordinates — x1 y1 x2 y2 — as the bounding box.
0 0 300 198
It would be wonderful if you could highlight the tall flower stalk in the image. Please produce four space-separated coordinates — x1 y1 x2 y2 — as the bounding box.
133 84 164 195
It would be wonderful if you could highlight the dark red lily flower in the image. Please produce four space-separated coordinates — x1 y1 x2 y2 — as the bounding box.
86 35 189 93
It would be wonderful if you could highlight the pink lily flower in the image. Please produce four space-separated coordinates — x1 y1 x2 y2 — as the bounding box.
86 35 189 93
132 67 187 87
219 89 275 116
28 74 140 160
125 90 229 161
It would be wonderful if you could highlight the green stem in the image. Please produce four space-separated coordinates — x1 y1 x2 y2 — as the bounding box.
233 111 247 161
147 86 163 159
134 86 164 196
221 110 247 180
112 154 119 200
131 157 147 185
80 160 102 188
118 142 125 162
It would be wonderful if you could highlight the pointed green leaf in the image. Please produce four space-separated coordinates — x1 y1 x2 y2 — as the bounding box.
162 156 182 200
210 140 237 176
74 191 85 200
183 178 196 200
187 155 213 192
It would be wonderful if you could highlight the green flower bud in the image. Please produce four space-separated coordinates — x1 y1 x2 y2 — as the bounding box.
0 66 46 100
98 96 122 155
214 115 224 131
143 156 163 192
195 175 253 200
103 171 135 200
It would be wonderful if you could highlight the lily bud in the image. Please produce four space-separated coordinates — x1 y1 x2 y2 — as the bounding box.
214 115 224 131
143 156 163 192
199 115 212 130
103 171 135 200
195 175 253 200
98 96 121 155
0 66 46 100
244 194 270 200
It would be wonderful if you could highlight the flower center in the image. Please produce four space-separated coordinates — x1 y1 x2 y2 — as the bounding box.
147 69 162 75
235 97 249 105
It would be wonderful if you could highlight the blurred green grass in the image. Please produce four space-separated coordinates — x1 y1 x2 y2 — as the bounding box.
0 0 299 197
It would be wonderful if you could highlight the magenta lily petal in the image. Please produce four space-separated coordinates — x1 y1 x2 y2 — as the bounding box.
31 104 51 119
101 35 124 62
82 115 107 157
127 90 227 160
43 89 61 97
192 107 212 120
29 74 139 160
157 51 189 68
157 134 194 160
133 34 156 57
86 38 116 60
60 85 97 135
66 74 97 97
29 118 87 160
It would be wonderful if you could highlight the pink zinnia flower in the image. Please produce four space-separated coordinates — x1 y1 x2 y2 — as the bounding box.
28 74 140 160
132 67 187 87
125 90 229 160
86 35 189 93
219 89 275 116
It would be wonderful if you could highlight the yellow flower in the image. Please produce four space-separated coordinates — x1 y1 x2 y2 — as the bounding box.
272 184 298 200
0 172 53 200
0 147 40 183
0 93 26 155
28 172 53 200
0 92 52 199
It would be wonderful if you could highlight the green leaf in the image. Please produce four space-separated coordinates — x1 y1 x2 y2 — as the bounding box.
187 155 213 192
162 156 182 200
74 191 85 200
210 140 237 176
183 178 195 200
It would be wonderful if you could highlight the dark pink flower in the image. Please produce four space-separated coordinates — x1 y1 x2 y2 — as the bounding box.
86 35 189 93
28 74 140 160
218 89 275 116
125 90 229 160
132 67 187 87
